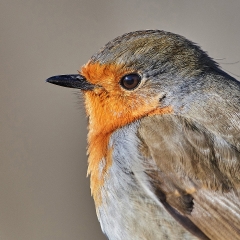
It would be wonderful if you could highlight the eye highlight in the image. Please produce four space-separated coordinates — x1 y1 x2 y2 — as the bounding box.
120 73 141 90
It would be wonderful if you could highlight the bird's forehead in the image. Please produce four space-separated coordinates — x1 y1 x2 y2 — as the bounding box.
80 61 133 86
80 32 185 86
82 32 176 81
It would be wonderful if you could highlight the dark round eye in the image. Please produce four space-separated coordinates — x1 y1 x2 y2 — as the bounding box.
120 73 141 90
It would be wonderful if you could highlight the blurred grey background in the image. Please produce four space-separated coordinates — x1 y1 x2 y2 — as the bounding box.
1 0 240 239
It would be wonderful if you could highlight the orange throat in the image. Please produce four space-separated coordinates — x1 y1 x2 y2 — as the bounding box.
80 62 173 207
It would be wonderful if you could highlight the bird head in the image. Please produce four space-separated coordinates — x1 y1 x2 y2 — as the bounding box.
46 30 219 204
47 30 218 137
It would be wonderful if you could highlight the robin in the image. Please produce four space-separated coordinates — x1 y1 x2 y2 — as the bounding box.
46 30 240 240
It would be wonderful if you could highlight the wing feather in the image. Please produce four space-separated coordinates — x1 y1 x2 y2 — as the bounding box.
138 114 240 239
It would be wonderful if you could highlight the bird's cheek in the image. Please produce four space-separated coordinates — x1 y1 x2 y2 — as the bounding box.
118 96 155 117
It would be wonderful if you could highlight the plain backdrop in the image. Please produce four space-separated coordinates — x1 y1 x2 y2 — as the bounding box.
1 1 240 239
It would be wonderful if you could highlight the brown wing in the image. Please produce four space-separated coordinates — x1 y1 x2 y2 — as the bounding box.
138 114 240 240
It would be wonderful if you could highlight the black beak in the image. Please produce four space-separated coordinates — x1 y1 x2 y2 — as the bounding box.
46 74 94 90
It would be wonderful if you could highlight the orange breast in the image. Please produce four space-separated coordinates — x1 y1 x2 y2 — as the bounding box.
80 61 173 207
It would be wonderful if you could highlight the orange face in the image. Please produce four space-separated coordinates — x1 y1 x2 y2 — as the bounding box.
80 61 172 206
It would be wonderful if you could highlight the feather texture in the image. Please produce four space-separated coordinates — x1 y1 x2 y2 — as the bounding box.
138 114 240 239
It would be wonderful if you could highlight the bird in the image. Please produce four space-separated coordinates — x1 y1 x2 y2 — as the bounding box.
46 30 240 240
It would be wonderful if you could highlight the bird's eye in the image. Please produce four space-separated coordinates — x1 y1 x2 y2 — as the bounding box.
120 73 141 90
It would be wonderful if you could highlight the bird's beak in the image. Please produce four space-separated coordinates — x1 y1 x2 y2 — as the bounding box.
46 74 94 90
